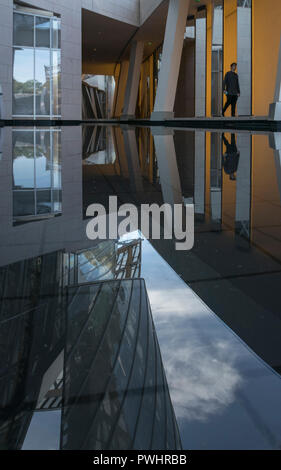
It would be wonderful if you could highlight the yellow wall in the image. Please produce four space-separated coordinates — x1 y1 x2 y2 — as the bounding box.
223 0 237 117
251 135 281 262
252 0 281 116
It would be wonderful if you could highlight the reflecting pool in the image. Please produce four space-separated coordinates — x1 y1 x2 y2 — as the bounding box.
0 125 281 450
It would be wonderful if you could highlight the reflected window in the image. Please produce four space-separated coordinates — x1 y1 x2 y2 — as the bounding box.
13 129 62 224
35 49 51 116
13 8 61 117
35 16 51 48
13 12 34 46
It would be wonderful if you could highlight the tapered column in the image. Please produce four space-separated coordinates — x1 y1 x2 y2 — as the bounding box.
113 61 129 118
152 128 183 205
121 41 144 120
269 36 281 120
210 133 222 229
151 0 190 120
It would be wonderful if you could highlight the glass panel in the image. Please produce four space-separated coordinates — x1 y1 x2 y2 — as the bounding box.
13 131 34 188
35 49 51 115
52 189 62 212
13 48 34 115
35 131 51 188
35 16 50 48
53 131 61 188
36 190 52 214
52 18 61 49
13 191 35 216
13 12 34 47
52 50 61 116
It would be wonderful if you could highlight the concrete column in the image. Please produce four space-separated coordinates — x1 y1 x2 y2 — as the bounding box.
113 61 129 118
151 128 183 205
121 41 144 120
195 16 206 117
151 0 191 120
269 36 281 120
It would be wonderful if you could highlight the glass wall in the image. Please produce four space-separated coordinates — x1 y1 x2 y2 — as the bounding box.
13 128 62 224
13 7 61 118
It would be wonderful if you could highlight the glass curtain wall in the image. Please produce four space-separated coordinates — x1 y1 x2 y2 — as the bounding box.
12 128 62 224
13 6 61 118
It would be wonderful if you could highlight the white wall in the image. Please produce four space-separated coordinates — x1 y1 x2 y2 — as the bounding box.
82 0 140 26
139 0 163 24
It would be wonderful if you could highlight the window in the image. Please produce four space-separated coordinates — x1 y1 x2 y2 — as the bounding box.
13 128 62 224
13 8 61 118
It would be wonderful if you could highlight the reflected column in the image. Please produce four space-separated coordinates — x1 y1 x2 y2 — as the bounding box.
235 133 252 248
151 127 183 206
210 132 222 229
269 133 281 203
194 131 206 220
121 125 144 194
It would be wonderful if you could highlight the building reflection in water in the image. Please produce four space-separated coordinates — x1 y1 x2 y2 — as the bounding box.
0 238 181 450
1 125 281 449
64 239 142 286
12 128 62 225
63 278 181 450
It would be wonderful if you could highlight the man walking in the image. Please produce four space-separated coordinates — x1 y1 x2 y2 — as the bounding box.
222 63 240 117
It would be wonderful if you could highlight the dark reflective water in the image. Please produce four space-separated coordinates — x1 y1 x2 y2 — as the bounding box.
0 125 281 450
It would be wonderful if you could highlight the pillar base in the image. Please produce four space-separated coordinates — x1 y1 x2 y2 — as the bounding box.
150 111 174 121
269 102 281 121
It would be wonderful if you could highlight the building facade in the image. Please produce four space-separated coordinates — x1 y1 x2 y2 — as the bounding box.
0 0 280 120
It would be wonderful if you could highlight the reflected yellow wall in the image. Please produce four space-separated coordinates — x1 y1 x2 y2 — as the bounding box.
206 3 213 117
223 0 237 117
251 135 281 262
252 0 281 116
